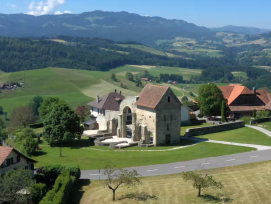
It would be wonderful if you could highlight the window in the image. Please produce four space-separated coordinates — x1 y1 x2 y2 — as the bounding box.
128 109 131 113
91 107 93 111
25 166 28 170
31 164 34 170
168 96 170 102
167 124 169 130
6 158 10 166
10 157 14 165
17 155 20 163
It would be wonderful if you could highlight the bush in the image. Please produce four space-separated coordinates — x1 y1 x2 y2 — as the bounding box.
39 171 75 204
240 116 251 124
37 164 81 185
31 183 47 204
29 122 44 129
23 136 38 156
34 173 45 184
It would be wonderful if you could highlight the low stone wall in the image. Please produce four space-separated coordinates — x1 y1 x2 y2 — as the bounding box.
185 121 245 137
250 117 271 125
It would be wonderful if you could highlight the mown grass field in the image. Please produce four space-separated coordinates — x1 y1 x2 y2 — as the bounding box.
178 83 230 95
232 71 248 78
197 127 271 146
32 139 255 170
68 161 271 204
255 122 271 132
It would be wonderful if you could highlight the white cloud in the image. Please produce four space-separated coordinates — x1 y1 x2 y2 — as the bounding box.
28 0 66 16
54 10 71 15
11 4 17 8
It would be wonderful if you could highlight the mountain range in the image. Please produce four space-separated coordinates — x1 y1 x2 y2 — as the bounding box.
210 25 270 35
0 10 213 45
0 11 270 45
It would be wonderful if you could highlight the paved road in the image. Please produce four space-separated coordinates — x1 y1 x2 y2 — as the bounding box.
81 149 271 180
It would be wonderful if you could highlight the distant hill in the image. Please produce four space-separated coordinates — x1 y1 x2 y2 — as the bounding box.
210 25 270 35
0 10 213 46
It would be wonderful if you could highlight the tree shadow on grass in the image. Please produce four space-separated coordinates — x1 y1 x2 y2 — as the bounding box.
201 194 233 203
67 179 91 204
34 151 47 156
119 192 158 202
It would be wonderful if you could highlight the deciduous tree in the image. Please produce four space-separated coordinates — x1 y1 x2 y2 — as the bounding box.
111 73 117 81
39 97 65 120
0 169 34 204
10 106 36 128
125 72 134 81
181 171 224 197
28 96 43 117
75 106 89 123
23 136 38 156
104 165 141 201
43 103 82 144
197 83 225 116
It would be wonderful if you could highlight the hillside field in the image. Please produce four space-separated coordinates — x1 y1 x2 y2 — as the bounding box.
0 65 203 115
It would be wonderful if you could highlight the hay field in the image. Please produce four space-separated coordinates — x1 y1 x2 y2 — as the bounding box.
68 161 271 204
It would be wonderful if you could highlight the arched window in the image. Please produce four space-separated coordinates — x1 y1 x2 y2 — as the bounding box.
168 96 170 102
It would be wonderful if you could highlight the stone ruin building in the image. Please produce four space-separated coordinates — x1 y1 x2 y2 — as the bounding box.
88 84 182 146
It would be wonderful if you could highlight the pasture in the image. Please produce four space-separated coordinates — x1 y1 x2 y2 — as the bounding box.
232 71 248 78
68 161 271 204
116 44 167 56
0 65 204 115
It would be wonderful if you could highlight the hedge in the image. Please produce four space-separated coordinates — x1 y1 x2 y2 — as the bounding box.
39 171 75 204
36 164 80 185
29 122 44 129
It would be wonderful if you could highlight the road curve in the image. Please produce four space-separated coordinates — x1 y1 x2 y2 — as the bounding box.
81 149 271 180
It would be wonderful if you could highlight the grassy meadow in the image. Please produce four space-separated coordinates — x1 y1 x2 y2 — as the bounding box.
0 65 204 115
116 44 167 56
68 161 271 204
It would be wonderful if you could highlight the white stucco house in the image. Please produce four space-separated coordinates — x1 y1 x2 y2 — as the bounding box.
0 146 37 175
181 105 193 125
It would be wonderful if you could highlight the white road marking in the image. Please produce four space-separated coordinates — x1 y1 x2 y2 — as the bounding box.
201 163 210 165
174 166 185 168
89 174 101 176
226 159 236 162
251 155 259 158
147 169 158 172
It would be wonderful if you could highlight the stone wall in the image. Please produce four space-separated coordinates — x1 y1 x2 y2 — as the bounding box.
250 117 271 125
97 110 119 131
185 121 245 137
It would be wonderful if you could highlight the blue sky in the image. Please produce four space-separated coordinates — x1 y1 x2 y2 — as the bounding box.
1 0 270 29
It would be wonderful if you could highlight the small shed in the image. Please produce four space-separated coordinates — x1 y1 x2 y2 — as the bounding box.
84 118 98 130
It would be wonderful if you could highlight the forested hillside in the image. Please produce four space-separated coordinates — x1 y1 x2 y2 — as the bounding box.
0 10 213 46
210 25 270 35
0 36 237 72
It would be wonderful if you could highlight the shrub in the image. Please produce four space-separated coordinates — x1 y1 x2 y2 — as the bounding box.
23 136 38 156
240 116 251 124
30 183 47 204
37 164 81 185
33 173 45 184
39 171 75 204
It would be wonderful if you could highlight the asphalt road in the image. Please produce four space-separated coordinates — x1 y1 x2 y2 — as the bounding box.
81 149 271 180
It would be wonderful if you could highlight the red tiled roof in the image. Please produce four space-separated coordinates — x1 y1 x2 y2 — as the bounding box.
218 86 234 100
0 146 37 166
0 146 13 166
136 84 169 109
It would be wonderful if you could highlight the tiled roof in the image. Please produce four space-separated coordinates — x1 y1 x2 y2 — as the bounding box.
87 92 125 111
0 146 13 166
219 85 271 111
0 146 37 166
136 84 169 109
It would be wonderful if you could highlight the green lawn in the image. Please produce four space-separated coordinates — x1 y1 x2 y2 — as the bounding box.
176 83 230 95
181 123 214 136
197 127 271 146
232 71 248 78
32 141 255 170
254 122 271 132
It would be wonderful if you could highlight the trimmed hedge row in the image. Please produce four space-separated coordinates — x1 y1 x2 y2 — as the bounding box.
36 164 80 185
39 171 75 204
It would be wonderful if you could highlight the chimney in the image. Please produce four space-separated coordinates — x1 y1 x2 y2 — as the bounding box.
253 87 256 94
115 89 117 92
135 96 139 101
120 91 122 95
97 95 99 103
